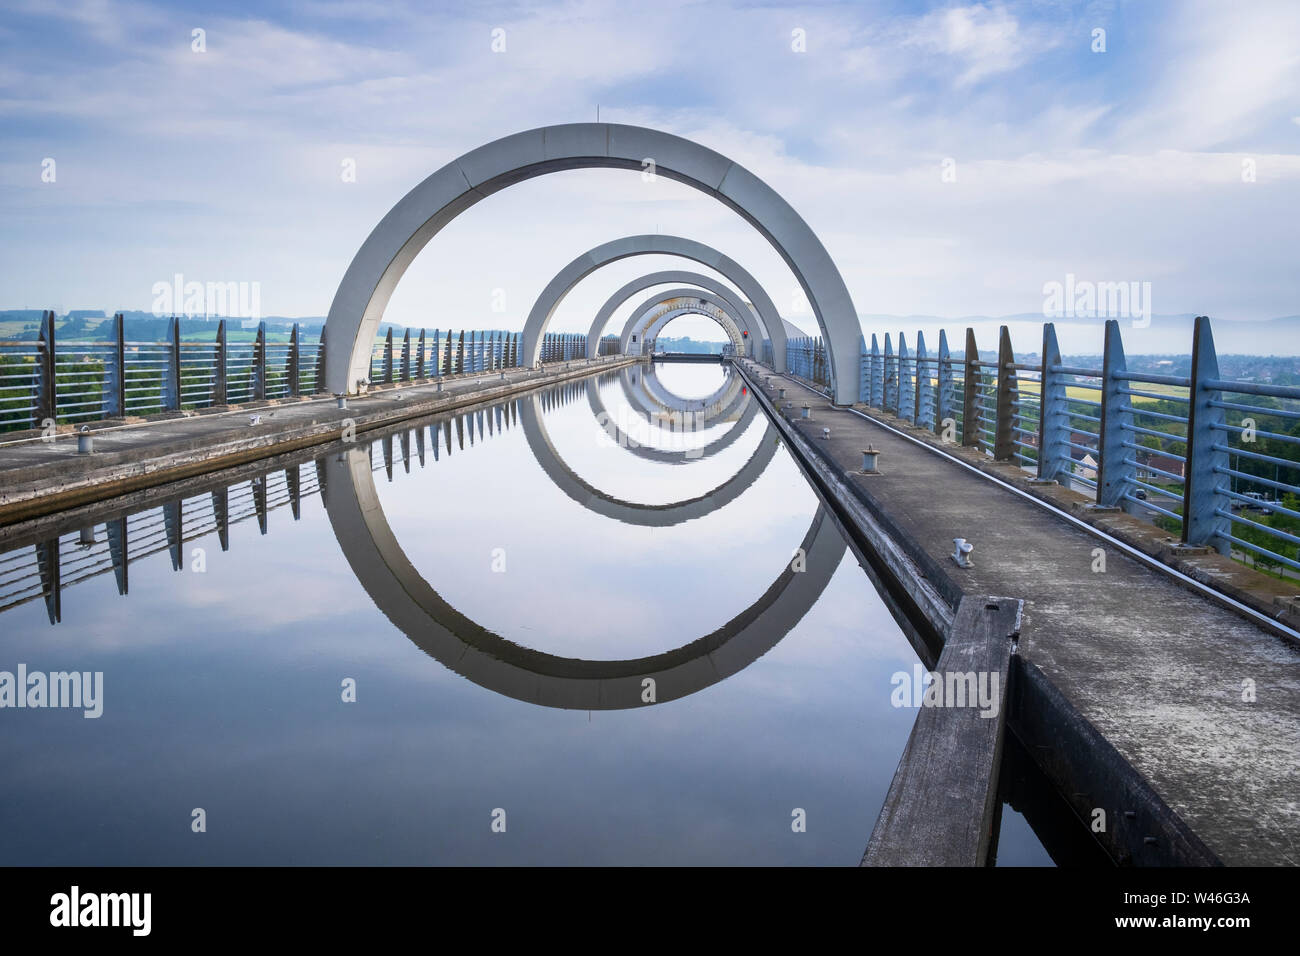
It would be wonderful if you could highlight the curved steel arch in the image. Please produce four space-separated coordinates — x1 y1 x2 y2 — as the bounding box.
620 288 749 354
628 301 743 354
586 270 764 359
324 124 861 397
639 307 736 354
521 233 789 374
324 444 845 709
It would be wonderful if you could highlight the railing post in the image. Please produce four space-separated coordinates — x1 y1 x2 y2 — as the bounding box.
962 329 979 447
400 329 411 381
383 327 394 384
252 320 267 401
314 325 327 393
442 329 453 375
416 329 426 378
898 333 914 423
456 330 465 374
914 331 928 427
164 315 182 411
36 309 56 425
882 333 895 413
1183 316 1231 553
107 312 126 417
993 326 1017 461
870 334 882 406
214 320 228 405
1097 319 1135 509
1037 322 1069 482
859 334 869 405
288 323 301 397
936 330 953 438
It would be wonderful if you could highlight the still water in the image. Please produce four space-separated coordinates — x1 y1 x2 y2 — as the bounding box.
0 362 1058 865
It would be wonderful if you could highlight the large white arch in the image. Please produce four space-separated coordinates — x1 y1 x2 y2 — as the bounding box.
586 270 762 359
323 125 861 400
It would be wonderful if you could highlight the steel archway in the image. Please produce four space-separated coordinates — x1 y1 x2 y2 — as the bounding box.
619 288 749 354
520 233 789 373
322 124 860 396
586 270 764 359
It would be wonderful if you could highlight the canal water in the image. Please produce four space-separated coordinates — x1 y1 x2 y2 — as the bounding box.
0 362 1063 865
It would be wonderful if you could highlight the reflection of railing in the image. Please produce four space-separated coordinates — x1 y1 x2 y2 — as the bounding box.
1 312 591 432
0 374 597 626
854 316 1300 574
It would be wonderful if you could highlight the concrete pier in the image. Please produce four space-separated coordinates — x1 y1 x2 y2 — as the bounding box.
0 356 636 524
736 358 1299 866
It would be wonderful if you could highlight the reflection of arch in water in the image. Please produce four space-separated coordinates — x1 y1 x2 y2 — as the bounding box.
586 270 765 359
632 363 740 416
324 446 844 709
620 288 748 355
520 392 779 528
617 364 737 419
589 374 758 467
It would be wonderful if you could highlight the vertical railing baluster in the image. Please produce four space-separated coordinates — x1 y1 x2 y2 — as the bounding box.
252 320 267 401
401 329 411 382
1097 319 1135 508
416 329 426 378
936 329 953 438
314 325 327 393
962 329 979 447
994 326 1017 461
1183 315 1230 553
37 310 56 426
1037 322 1069 482
109 312 126 417
898 333 914 423
288 323 301 397
914 331 928 427
214 320 228 405
165 315 182 411
383 328 394 384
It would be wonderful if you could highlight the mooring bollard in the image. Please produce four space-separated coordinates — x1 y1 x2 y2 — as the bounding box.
778 387 786 399
77 426 93 455
862 446 880 472
78 525 95 546
951 538 974 568
821 427 830 440
335 394 348 410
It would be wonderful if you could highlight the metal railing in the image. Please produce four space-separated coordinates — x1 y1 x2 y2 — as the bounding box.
0 312 591 433
851 316 1300 575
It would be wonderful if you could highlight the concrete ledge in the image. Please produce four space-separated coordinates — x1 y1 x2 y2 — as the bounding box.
0 356 636 525
848 403 1300 640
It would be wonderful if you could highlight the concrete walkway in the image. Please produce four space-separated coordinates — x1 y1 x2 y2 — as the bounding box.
738 360 1299 866
0 356 636 524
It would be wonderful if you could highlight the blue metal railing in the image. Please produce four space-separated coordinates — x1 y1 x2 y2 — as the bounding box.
851 316 1300 575
1 314 596 434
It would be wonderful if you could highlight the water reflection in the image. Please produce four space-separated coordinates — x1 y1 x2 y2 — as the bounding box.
0 363 1064 865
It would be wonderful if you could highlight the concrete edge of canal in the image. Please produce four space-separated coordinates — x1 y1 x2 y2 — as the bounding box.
0 356 639 526
735 358 1231 867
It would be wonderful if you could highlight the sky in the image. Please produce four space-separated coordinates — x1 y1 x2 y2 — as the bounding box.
1 0 1297 352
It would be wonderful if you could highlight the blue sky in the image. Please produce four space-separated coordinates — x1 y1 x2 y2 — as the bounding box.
1 0 1297 350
